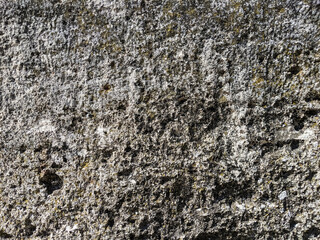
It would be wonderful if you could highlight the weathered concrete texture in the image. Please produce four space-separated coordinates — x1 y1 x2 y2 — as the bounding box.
0 0 320 239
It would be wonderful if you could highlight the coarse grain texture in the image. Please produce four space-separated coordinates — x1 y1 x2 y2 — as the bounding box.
0 0 320 239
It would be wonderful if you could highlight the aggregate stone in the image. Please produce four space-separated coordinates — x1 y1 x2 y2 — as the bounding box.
0 0 320 239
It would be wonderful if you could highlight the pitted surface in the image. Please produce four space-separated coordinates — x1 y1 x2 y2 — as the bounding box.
0 0 320 239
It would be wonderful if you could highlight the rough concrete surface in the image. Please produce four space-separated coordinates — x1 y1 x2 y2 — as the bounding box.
0 0 320 239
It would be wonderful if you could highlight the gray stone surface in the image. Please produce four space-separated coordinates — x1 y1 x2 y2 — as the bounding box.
0 0 320 239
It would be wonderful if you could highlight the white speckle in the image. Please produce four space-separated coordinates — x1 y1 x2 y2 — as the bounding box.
193 151 201 158
96 126 105 136
130 179 136 185
298 129 315 140
312 142 318 148
66 226 72 231
29 119 56 133
176 50 185 59
78 149 88 157
260 204 266 209
236 203 246 211
127 69 138 112
66 224 78 232
278 191 287 200
232 170 240 177
267 202 276 209
258 178 263 184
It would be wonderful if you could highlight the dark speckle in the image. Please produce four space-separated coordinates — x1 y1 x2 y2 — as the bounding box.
102 83 111 91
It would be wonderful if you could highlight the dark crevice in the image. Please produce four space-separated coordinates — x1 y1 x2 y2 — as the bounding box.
117 167 132 177
0 230 12 238
305 90 320 102
290 219 298 229
160 176 171 185
39 170 63 194
273 169 295 182
273 98 288 108
303 226 320 239
51 162 62 169
291 108 320 131
106 218 114 228
195 229 253 240
213 179 254 203
36 230 50 237
290 139 300 150
24 218 36 237
305 109 320 117
139 218 149 231
288 66 301 76
305 171 317 181
292 115 304 131
195 232 217 240
19 144 27 153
